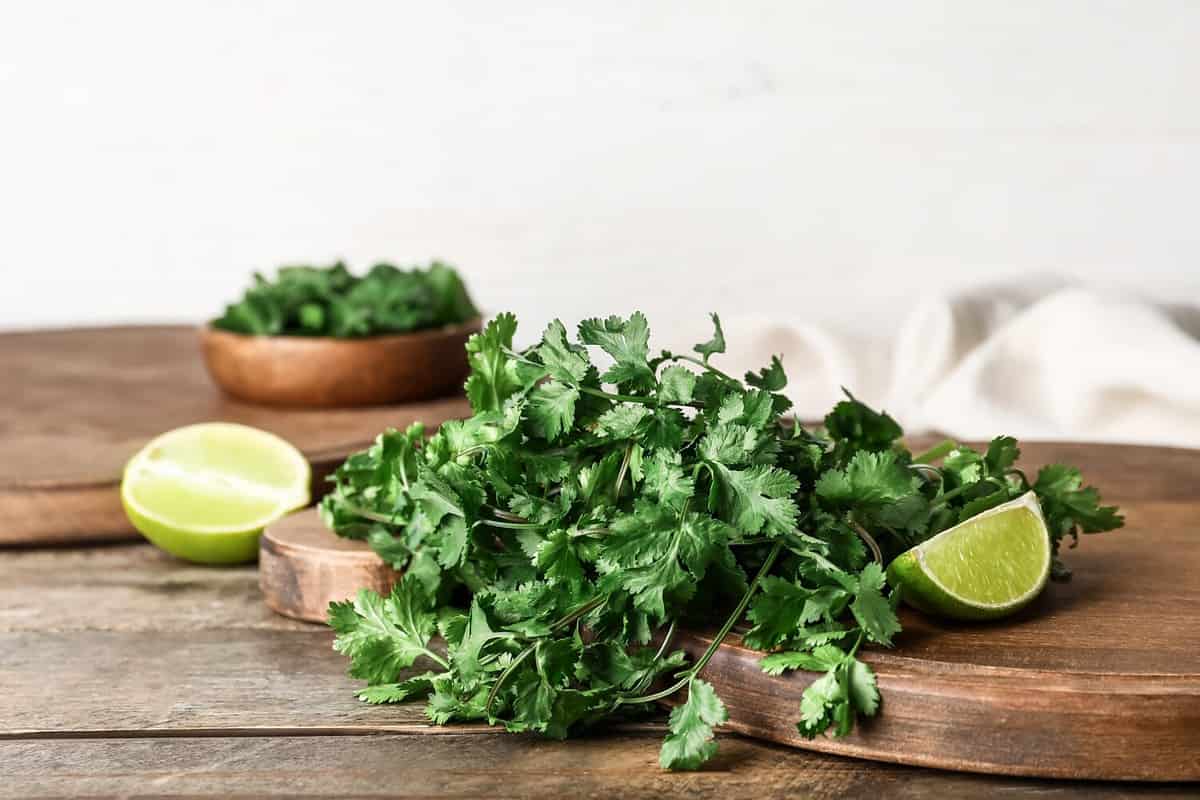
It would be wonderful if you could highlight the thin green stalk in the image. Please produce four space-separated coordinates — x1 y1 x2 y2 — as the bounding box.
553 595 608 631
485 643 535 713
613 443 633 503
487 507 531 524
397 455 410 491
848 517 883 564
629 620 679 696
663 353 738 384
421 647 451 671
456 443 494 459
616 540 783 707
342 503 401 525
912 439 958 464
930 475 1007 509
473 519 545 531
578 385 658 406
908 463 942 481
569 527 613 538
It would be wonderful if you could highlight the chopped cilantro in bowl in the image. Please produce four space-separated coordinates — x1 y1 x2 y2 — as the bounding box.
211 261 478 338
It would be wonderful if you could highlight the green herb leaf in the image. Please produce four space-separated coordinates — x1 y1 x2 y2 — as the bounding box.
659 678 728 770
212 261 477 337
320 309 1122 770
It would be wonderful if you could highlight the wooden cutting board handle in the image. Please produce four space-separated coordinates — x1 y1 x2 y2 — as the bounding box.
259 509 399 623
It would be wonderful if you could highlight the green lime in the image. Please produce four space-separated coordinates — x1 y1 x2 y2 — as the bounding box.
886 491 1051 621
121 423 310 564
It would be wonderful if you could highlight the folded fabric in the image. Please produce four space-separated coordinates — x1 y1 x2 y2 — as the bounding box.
662 284 1200 448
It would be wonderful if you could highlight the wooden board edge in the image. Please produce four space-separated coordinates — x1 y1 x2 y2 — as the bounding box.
0 454 346 547
670 630 1200 782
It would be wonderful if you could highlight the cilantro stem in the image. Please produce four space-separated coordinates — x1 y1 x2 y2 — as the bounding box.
629 619 679 696
397 456 410 492
908 463 942 482
662 353 738 385
483 594 609 715
577 385 658 406
616 540 783 707
485 643 535 714
848 630 865 659
848 518 883 564
930 476 1007 509
569 527 613 538
553 595 607 630
912 439 958 464
340 502 401 526
613 444 633 503
474 519 544 531
487 507 531 524
422 647 451 671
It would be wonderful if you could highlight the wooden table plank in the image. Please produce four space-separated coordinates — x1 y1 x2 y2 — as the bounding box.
0 543 303 634
3 442 1198 793
3 734 1196 800
0 629 458 737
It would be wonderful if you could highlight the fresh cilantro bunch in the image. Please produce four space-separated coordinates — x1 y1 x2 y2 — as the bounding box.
321 312 1122 769
211 261 478 337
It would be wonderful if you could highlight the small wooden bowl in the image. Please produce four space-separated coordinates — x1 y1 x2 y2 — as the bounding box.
200 318 481 408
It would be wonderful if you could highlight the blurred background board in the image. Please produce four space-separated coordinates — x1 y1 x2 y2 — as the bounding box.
0 326 471 545
257 441 1200 781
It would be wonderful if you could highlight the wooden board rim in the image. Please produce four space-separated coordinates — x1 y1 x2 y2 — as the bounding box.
252 444 1200 781
672 629 1200 781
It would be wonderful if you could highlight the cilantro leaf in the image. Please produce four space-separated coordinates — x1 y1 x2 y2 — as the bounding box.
708 463 799 536
659 365 697 404
357 672 440 704
850 563 900 646
1033 464 1124 562
536 319 590 384
659 678 728 770
693 312 726 363
527 381 580 441
760 644 846 675
642 451 696 511
596 405 650 439
211 261 478 338
985 436 1020 474
578 312 654 388
823 390 903 454
465 313 527 413
815 450 916 507
321 309 1123 770
330 577 440 684
745 355 787 392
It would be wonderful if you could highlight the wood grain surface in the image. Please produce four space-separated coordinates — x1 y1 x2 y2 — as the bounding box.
5 734 1198 800
0 325 472 544
260 511 400 623
245 442 1200 782
0 514 1193 797
686 440 1200 781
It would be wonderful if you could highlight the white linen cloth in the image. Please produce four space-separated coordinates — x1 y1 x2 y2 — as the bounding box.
669 284 1200 448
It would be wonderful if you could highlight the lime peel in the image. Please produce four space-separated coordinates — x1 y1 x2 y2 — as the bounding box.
121 422 310 563
886 491 1051 621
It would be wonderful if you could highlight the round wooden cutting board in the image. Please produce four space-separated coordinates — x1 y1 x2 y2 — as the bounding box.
0 325 471 545
259 440 1200 782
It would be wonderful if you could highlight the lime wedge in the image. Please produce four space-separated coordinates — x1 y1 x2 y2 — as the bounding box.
886 491 1051 621
121 423 310 564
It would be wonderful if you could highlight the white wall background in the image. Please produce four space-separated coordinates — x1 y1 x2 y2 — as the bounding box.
3 1 1199 352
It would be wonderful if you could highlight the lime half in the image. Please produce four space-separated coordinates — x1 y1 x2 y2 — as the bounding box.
121 423 310 564
886 491 1051 621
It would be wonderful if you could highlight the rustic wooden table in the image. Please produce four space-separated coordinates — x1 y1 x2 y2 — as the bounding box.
2 539 1196 798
